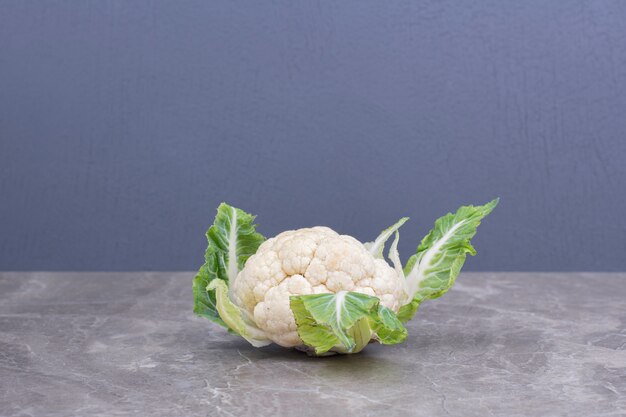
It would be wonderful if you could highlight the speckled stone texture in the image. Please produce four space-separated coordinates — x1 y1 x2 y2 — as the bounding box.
0 272 624 417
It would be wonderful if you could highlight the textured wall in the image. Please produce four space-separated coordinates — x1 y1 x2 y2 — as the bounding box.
1 1 625 271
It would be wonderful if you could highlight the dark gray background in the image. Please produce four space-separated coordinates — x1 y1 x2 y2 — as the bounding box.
1 1 625 271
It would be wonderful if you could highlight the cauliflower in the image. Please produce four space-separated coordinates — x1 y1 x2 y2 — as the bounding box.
193 200 498 355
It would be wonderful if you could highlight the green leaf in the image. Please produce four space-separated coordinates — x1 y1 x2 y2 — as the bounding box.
192 264 226 328
193 203 265 328
207 279 271 347
364 217 409 259
396 297 421 323
372 305 408 344
289 300 339 354
399 198 499 322
205 203 266 283
290 291 408 355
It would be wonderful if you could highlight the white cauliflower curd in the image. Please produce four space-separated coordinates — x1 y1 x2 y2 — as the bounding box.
231 227 406 347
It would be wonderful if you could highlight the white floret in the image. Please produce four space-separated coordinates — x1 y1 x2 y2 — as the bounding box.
231 227 406 348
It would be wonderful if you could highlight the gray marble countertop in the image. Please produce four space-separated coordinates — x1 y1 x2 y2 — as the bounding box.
0 272 624 417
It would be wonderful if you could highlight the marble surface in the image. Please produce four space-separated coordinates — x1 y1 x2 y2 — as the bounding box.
0 272 624 417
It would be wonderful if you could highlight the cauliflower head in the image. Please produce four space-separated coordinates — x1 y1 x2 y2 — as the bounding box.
193 201 498 355
231 226 406 347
